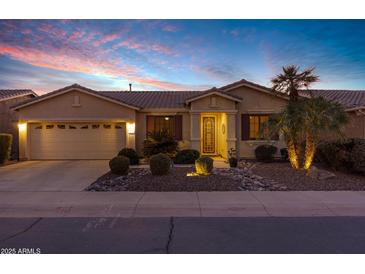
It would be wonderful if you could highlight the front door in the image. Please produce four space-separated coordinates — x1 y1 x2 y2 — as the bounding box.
202 116 216 154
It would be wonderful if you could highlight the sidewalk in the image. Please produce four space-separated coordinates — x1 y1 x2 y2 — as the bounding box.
1 191 365 217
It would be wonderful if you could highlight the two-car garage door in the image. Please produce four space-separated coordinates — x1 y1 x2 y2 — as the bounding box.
29 122 126 160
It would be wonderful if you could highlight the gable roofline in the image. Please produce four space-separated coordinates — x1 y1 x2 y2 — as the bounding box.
0 89 37 102
12 84 141 111
185 87 242 103
220 78 291 100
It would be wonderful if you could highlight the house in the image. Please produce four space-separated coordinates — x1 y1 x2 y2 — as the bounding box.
10 79 365 160
0 89 37 159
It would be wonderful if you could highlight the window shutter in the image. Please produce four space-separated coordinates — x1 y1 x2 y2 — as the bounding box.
146 116 154 137
241 114 250 140
174 115 183 140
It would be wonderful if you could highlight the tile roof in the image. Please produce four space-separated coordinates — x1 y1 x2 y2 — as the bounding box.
306 89 365 109
184 87 242 102
0 89 37 101
100 90 202 109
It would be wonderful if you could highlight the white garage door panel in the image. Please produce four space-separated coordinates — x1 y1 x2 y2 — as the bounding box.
30 123 126 159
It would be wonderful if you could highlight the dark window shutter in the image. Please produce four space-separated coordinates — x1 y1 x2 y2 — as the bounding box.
146 116 154 137
174 115 183 140
241 114 250 140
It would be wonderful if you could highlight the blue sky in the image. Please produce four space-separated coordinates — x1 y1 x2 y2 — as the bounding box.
1 19 365 94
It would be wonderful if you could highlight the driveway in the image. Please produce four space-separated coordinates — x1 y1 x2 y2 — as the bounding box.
0 161 109 191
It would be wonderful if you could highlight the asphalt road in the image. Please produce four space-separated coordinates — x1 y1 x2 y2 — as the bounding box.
1 217 365 254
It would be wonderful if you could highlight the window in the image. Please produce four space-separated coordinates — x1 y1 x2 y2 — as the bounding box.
69 125 77 129
249 115 268 139
57 125 66 129
81 125 88 129
35 125 42 129
146 115 182 140
46 125 54 129
242 114 278 140
92 124 100 129
103 124 111 129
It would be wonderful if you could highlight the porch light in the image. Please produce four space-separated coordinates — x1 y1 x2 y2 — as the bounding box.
164 117 170 121
18 123 26 131
127 122 135 134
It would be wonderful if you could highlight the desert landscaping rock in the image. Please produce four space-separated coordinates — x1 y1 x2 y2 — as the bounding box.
86 167 285 192
252 162 365 191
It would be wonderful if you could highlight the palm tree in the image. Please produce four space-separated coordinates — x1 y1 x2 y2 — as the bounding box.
301 97 348 169
271 65 319 101
265 97 348 170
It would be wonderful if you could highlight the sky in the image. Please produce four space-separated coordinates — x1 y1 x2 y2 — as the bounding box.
1 19 365 94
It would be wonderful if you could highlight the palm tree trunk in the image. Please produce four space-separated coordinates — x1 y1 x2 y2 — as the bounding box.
304 133 315 170
287 138 299 169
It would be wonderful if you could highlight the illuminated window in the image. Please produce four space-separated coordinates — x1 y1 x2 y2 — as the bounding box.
150 116 175 135
249 115 269 140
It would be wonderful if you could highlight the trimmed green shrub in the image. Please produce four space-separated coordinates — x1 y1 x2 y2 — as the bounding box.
195 156 214 175
118 148 139 165
0 134 13 165
109 156 130 175
254 145 278 162
174 149 200 164
149 153 171 175
316 138 365 174
143 130 178 157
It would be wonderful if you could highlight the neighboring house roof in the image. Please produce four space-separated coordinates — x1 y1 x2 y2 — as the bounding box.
306 89 365 110
100 90 202 109
0 89 37 102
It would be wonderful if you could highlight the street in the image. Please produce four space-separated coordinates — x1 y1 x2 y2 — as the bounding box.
1 217 365 253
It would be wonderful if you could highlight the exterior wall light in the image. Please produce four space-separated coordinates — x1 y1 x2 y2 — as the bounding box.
164 117 170 121
18 123 27 131
127 122 135 134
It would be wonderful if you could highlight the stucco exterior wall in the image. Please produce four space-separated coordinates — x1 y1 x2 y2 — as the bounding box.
17 90 136 122
0 95 34 159
228 86 288 158
343 112 365 138
190 95 236 111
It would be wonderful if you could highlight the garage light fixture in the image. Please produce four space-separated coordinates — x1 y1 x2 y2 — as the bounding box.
127 122 135 134
18 123 26 131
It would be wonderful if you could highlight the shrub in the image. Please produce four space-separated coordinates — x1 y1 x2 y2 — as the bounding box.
0 134 13 165
316 138 365 174
150 153 171 175
143 130 178 157
118 148 139 165
254 145 278 162
109 156 130 175
195 156 214 175
174 149 200 164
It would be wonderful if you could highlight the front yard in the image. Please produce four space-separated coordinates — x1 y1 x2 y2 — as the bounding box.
85 161 365 192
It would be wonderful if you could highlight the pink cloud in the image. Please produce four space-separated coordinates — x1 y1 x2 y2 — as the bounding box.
162 25 178 32
68 31 85 41
93 33 120 46
0 43 186 90
114 39 173 55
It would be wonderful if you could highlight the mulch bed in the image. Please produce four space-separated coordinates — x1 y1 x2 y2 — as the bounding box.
252 162 365 191
88 167 242 192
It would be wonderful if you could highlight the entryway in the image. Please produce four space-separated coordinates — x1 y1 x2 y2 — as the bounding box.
200 113 227 158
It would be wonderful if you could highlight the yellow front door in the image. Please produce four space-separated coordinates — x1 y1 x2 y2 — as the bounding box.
202 116 216 154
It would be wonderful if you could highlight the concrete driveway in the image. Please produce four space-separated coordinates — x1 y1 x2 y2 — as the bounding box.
0 161 109 191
